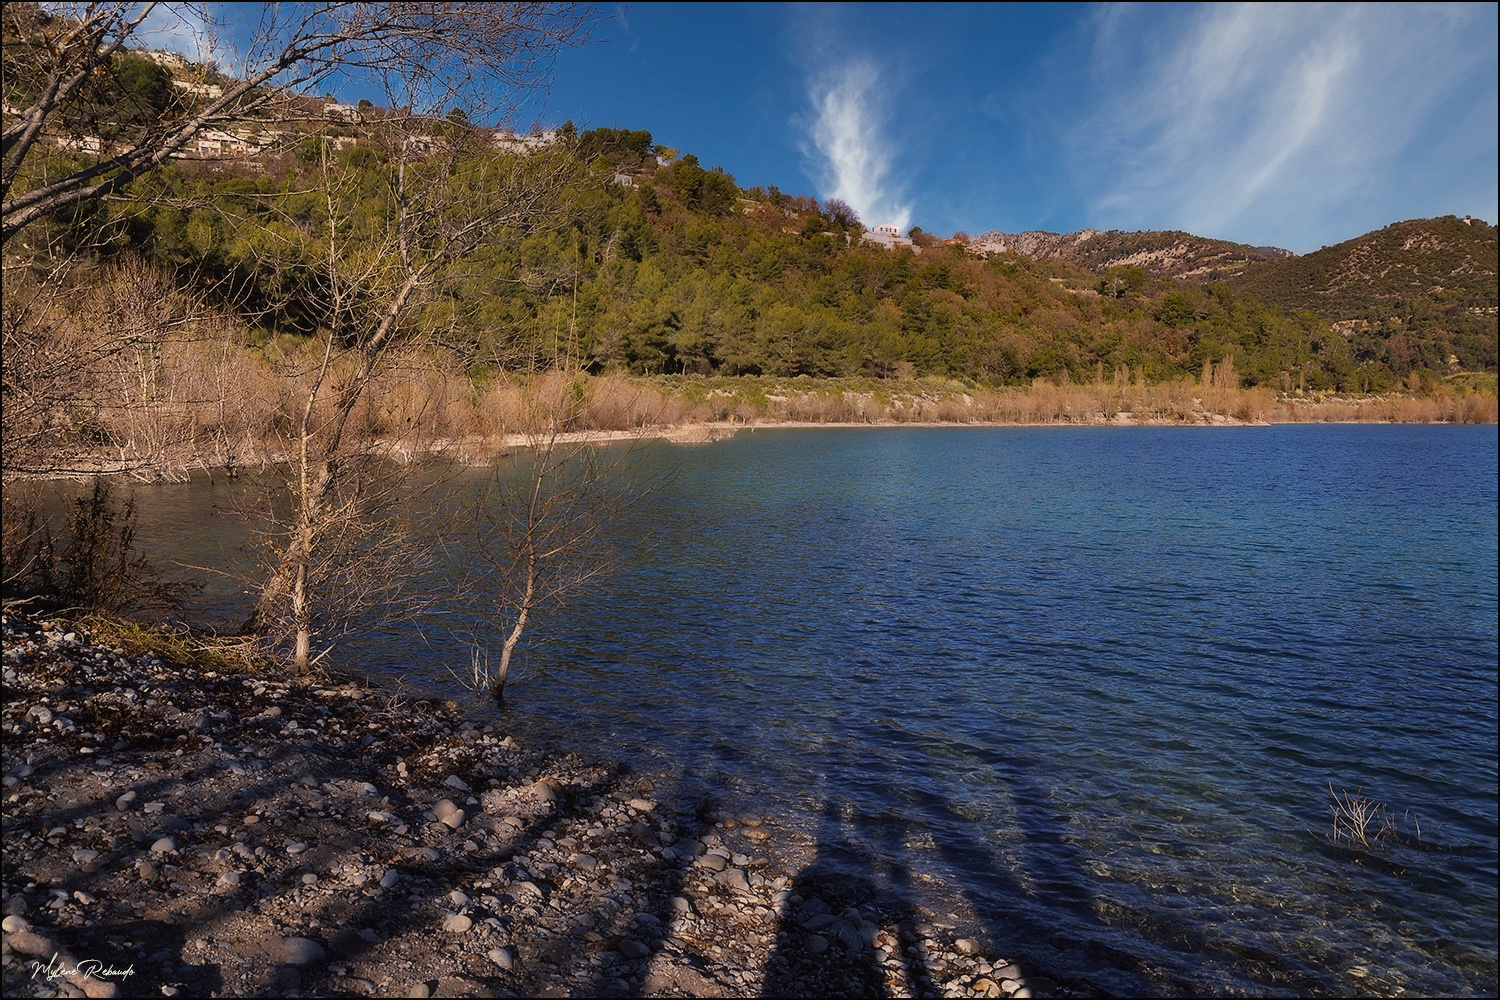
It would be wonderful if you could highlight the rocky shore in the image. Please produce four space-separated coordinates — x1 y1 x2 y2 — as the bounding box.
1 613 1064 998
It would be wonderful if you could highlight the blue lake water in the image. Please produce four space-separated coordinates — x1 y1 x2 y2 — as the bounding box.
112 425 1499 996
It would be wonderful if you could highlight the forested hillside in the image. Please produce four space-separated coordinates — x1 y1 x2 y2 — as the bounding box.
1224 216 1498 376
18 117 1496 395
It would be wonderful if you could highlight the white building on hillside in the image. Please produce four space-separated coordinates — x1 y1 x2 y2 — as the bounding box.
861 222 915 251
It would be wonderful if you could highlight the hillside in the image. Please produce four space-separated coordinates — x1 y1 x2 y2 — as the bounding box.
1227 216 1498 315
969 228 1293 280
1220 216 1499 375
3 0 1495 415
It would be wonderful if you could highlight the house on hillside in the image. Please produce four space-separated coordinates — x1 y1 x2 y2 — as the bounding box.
492 130 558 154
861 222 915 251
144 50 187 70
173 79 224 99
325 103 362 124
187 128 256 158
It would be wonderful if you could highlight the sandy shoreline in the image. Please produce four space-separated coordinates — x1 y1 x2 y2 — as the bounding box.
1 611 1073 998
12 407 1490 482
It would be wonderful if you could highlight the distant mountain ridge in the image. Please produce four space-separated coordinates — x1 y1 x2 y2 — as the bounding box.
1225 216 1498 318
969 227 1294 280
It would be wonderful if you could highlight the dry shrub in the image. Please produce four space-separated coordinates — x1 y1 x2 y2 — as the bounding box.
783 391 858 423
584 373 687 429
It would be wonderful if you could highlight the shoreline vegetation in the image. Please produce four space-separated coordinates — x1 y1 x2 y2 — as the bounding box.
13 367 1497 482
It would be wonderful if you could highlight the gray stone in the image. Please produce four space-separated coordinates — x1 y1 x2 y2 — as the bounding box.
150 837 175 854
279 936 325 966
379 869 401 889
441 913 472 934
115 790 137 811
717 868 751 894
488 946 517 970
618 938 651 960
697 853 728 873
444 774 471 792
573 853 599 872
955 937 982 956
805 934 829 955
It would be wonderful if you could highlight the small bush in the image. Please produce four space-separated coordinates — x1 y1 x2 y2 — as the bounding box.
2 479 187 615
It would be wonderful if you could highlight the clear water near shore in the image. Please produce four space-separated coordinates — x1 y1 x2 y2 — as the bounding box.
110 425 1499 996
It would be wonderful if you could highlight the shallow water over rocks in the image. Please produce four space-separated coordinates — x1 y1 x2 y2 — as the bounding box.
110 424 1499 996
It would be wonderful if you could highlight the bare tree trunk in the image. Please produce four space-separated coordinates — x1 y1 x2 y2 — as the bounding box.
491 549 536 702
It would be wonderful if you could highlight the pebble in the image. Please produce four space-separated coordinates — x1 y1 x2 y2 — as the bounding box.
434 798 465 829
488 945 517 970
441 913 472 934
279 936 325 966
718 868 752 893
150 836 176 854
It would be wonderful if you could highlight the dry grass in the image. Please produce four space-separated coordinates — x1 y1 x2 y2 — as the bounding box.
1323 783 1442 852
6 265 1494 481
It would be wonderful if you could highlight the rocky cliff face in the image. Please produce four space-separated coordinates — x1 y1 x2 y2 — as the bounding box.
969 228 1293 280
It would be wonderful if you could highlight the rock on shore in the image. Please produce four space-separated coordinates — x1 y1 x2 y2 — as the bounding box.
2 612 1055 998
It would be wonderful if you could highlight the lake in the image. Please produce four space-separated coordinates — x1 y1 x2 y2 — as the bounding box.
109 424 1499 996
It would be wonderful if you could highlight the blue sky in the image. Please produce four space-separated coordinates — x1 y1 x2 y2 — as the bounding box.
137 2 1498 255
535 2 1497 254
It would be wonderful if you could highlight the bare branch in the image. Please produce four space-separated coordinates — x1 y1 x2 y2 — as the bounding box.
3 1 603 245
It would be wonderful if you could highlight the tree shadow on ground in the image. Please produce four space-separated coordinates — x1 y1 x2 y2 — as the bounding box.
763 796 938 998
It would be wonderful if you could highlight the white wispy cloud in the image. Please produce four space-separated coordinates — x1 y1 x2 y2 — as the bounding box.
135 3 214 63
1074 3 1498 250
801 60 912 231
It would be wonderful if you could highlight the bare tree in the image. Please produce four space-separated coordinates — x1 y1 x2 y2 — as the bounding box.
470 372 650 703
2 1 601 246
239 115 586 669
4 2 607 673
